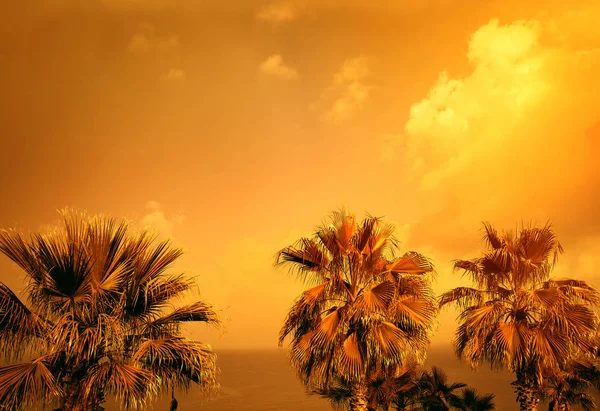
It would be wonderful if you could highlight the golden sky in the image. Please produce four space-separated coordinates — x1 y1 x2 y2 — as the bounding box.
1 0 599 350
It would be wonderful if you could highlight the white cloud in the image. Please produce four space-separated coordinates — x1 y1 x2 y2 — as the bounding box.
140 201 185 237
162 68 186 80
383 17 599 191
127 23 180 54
313 56 372 122
259 54 298 79
380 9 600 258
127 32 151 53
256 1 297 24
157 35 180 51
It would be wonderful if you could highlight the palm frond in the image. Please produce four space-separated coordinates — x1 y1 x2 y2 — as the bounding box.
369 322 407 363
148 301 220 329
0 230 45 285
438 287 485 309
386 252 434 276
275 238 330 283
0 282 48 356
357 281 395 313
336 333 363 380
130 238 184 287
83 361 156 409
0 356 62 410
124 274 196 321
482 221 503 250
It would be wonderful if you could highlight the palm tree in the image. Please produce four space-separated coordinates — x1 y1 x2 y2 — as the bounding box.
314 361 421 411
391 370 421 411
417 366 466 411
439 222 600 411
541 363 597 411
276 209 437 411
315 363 495 411
451 388 495 411
0 209 219 410
315 364 492 411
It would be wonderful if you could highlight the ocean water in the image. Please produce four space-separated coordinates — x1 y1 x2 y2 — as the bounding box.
23 346 553 410
93 346 520 411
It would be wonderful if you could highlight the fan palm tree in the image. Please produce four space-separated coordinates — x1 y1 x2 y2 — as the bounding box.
277 209 437 411
541 363 597 411
314 361 421 411
451 388 496 411
0 209 219 410
439 222 600 411
570 358 600 392
417 366 466 411
391 374 421 411
315 363 494 411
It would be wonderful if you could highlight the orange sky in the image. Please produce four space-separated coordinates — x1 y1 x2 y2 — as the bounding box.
1 0 599 350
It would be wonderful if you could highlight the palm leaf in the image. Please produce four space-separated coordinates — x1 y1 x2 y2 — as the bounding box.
357 281 395 312
0 282 48 355
149 301 220 328
370 322 406 361
482 221 503 249
386 252 433 275
0 357 62 410
336 333 363 380
439 287 485 309
84 361 156 409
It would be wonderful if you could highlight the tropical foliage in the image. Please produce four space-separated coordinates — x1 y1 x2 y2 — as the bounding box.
276 209 438 410
539 358 600 411
315 364 495 411
451 388 496 411
418 366 467 411
439 222 600 411
541 367 595 411
0 210 219 410
313 361 420 411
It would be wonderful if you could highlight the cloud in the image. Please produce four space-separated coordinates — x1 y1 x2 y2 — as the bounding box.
256 1 297 24
259 54 298 79
140 201 185 237
313 56 372 122
156 35 180 51
162 68 186 80
127 23 180 54
127 32 151 53
381 10 600 256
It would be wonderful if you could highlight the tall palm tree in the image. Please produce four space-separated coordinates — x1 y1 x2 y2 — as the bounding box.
439 222 600 411
417 366 466 411
277 209 437 411
451 388 496 411
0 209 219 410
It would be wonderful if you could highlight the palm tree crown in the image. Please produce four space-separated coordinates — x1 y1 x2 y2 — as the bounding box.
439 222 599 410
0 210 219 410
541 361 597 411
418 366 467 411
276 209 437 410
451 388 496 411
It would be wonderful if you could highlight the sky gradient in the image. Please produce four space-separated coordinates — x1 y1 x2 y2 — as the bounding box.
1 0 599 350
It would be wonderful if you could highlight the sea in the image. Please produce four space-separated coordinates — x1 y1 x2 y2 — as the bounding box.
85 345 521 411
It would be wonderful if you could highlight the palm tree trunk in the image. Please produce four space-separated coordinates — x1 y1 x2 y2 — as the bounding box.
512 380 540 411
349 382 368 411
